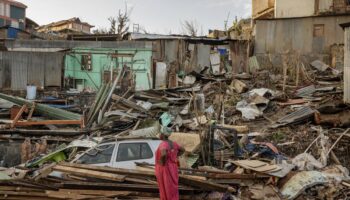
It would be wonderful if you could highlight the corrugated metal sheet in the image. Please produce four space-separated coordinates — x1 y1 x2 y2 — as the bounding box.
274 106 315 127
0 52 64 90
344 27 350 103
45 53 64 87
255 15 350 55
4 40 152 52
130 33 232 42
27 52 44 87
11 52 27 90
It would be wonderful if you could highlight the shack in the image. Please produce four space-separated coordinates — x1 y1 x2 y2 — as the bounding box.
253 0 350 69
129 33 249 88
64 46 153 91
0 40 152 91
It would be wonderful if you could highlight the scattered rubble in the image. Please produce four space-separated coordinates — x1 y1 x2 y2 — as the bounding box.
0 55 349 200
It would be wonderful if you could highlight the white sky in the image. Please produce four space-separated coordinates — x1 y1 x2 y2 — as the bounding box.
20 0 252 34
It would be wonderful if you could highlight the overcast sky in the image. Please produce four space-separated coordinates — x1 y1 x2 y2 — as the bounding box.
20 0 252 35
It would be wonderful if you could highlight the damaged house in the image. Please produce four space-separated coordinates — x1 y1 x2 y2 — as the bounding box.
252 0 350 70
36 17 94 38
0 40 152 91
129 33 249 88
0 0 32 39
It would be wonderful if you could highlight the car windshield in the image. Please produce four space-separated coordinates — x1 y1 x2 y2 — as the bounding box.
77 144 115 164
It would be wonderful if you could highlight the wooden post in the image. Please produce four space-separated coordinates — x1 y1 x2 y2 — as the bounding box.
27 103 35 120
345 27 350 103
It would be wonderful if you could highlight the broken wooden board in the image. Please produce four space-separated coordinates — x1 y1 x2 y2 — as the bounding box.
52 165 126 182
277 99 307 107
229 160 282 174
220 124 249 133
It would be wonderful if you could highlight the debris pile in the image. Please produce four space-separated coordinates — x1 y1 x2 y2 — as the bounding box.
0 59 350 199
0 162 235 199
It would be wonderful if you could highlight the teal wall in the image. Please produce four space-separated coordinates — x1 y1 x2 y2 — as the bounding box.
64 48 153 91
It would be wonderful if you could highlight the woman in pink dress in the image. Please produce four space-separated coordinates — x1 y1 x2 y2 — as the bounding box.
155 127 185 200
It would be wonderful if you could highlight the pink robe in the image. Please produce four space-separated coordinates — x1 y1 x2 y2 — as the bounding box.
155 141 180 200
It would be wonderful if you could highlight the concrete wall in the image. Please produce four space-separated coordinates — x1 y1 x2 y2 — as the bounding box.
255 15 350 57
275 0 315 18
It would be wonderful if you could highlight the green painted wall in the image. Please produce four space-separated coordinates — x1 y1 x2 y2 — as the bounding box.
64 47 153 91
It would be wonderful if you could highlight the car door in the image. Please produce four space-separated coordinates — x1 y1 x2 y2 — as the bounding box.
114 142 154 169
75 143 115 167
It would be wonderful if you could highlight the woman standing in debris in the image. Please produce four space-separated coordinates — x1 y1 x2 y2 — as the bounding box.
155 126 185 200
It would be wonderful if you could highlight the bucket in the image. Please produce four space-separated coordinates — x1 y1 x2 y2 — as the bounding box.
26 85 37 100
77 84 84 92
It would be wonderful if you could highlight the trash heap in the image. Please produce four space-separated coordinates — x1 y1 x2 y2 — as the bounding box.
0 59 350 199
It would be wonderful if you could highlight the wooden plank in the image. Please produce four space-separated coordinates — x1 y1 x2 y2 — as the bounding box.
0 197 59 200
179 174 235 193
207 173 270 179
46 191 100 200
0 129 85 136
0 191 48 197
27 103 35 120
58 189 133 197
32 163 56 181
11 104 27 128
52 165 126 182
15 120 82 126
111 94 148 112
61 181 195 193
59 162 155 177
220 124 249 133
0 186 44 192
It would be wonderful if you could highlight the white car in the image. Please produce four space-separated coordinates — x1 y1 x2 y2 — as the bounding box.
73 139 162 169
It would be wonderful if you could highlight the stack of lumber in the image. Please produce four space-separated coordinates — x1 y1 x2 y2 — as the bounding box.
0 162 235 200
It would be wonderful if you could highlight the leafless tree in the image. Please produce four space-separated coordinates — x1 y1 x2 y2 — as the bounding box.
108 17 117 34
92 28 109 34
106 3 132 40
140 26 148 34
182 20 199 36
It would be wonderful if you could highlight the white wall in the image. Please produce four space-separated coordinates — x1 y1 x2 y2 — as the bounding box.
275 0 315 18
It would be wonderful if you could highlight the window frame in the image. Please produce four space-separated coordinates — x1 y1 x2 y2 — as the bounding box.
313 24 325 38
81 54 93 71
116 142 153 162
